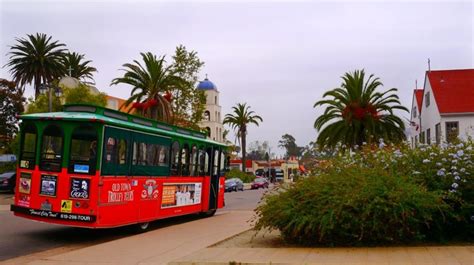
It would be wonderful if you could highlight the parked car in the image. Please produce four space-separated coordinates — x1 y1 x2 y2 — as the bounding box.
0 171 16 192
251 177 269 189
225 178 244 192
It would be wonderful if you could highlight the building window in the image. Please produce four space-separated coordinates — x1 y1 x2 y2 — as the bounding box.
204 111 210 121
420 131 425 144
412 106 417 118
425 92 430 107
215 96 217 104
426 128 431 144
205 127 211 137
446 121 459 143
435 123 441 145
415 135 418 146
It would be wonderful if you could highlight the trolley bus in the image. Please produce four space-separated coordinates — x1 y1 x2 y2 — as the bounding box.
11 104 228 230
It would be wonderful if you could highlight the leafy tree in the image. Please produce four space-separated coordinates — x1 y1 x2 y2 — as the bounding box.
170 45 206 130
247 140 269 160
111 52 179 123
223 103 263 172
314 69 408 149
5 33 67 99
278 134 303 158
62 83 107 106
0 79 25 152
62 52 97 84
26 82 106 114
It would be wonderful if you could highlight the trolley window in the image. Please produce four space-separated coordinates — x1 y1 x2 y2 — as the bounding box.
181 144 190 176
212 149 219 176
40 125 63 172
170 141 180 175
68 125 97 175
198 148 206 176
102 127 130 176
131 132 171 176
190 145 198 176
19 124 37 170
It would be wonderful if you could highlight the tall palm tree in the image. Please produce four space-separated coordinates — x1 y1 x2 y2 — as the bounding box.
62 52 97 84
223 103 263 172
5 33 67 99
314 69 408 149
111 52 180 122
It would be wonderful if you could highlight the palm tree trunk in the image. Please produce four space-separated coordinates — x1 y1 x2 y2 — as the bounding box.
34 75 41 99
241 130 246 172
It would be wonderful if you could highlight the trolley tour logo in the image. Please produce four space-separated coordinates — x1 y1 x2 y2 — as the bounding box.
107 182 134 203
141 179 158 200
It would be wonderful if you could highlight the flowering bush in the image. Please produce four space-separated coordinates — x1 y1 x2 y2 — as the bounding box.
255 140 474 245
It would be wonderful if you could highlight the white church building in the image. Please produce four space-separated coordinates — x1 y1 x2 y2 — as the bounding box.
410 69 474 146
197 76 225 143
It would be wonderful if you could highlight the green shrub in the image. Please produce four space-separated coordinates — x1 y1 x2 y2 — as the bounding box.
255 165 448 246
226 168 256 183
255 140 474 245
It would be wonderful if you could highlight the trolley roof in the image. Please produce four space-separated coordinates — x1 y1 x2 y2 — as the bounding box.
20 104 227 147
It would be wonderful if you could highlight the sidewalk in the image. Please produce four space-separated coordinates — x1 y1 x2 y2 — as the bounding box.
6 210 254 265
3 208 473 265
170 246 473 265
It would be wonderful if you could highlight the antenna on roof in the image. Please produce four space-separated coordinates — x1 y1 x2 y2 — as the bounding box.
205 73 208 80
427 58 431 72
415 79 418 89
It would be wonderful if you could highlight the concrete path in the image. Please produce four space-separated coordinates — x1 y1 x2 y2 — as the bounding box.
171 245 473 265
6 210 254 265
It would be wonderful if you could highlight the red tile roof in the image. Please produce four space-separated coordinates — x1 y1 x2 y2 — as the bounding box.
230 159 253 168
427 69 474 114
414 89 424 110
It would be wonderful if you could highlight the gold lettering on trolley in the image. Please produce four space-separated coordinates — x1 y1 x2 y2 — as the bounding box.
108 183 134 203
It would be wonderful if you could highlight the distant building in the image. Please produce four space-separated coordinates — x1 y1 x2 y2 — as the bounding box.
410 69 474 146
106 95 134 113
197 76 224 142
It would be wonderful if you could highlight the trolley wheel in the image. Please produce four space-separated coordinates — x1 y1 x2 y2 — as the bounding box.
200 209 216 218
136 222 150 232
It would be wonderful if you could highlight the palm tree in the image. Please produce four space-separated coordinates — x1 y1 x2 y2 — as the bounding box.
314 69 408 149
111 52 180 122
223 103 263 172
62 52 97 84
5 33 67 98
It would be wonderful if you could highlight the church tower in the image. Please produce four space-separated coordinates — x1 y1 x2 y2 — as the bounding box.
197 76 224 142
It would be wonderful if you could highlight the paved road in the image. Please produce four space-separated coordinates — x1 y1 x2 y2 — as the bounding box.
0 187 267 261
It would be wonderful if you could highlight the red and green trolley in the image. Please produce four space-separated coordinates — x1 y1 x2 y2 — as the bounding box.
11 104 228 230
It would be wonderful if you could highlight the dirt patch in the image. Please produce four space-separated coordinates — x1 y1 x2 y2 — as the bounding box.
211 229 294 248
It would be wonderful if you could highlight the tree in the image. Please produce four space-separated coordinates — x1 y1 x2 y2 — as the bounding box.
247 140 269 160
223 103 263 172
5 33 67 99
26 82 107 114
278 134 303 158
170 45 206 130
314 69 408 149
0 79 25 152
111 52 179 123
62 83 107 107
62 52 97 84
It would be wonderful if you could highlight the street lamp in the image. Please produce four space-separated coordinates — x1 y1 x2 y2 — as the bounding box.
39 83 62 112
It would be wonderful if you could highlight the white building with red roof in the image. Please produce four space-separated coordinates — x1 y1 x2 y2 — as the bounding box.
409 89 423 146
410 69 474 146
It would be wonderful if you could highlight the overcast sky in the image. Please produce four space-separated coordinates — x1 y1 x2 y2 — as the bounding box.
1 0 472 156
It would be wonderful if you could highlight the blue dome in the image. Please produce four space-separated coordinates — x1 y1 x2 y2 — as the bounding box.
197 78 217 90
